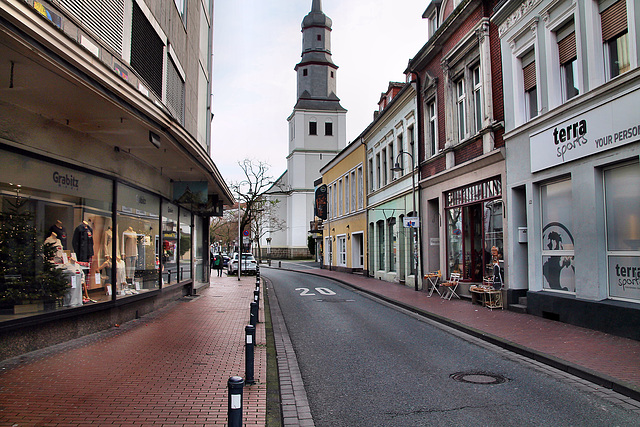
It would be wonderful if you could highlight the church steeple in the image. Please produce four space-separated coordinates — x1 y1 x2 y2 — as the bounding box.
295 0 345 111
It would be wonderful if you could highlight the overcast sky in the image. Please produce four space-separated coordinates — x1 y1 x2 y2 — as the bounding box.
211 0 430 187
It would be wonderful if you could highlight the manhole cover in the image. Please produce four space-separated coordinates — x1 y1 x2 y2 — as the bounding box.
450 372 508 385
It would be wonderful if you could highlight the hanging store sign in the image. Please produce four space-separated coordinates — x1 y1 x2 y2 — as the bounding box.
530 87 640 173
403 217 420 228
314 184 328 220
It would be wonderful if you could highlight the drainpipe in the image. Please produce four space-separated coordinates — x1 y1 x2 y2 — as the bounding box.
410 71 426 289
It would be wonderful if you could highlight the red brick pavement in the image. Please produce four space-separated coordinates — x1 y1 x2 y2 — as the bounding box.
0 275 266 427
306 268 640 394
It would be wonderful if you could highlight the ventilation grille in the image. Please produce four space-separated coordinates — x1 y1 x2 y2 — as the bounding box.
131 1 164 98
166 56 185 124
58 0 124 55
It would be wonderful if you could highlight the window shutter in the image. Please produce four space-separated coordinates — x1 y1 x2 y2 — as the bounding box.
558 31 576 64
601 0 627 42
131 2 164 98
58 0 124 55
523 61 536 91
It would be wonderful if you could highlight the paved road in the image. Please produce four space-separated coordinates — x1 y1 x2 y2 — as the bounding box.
265 268 639 426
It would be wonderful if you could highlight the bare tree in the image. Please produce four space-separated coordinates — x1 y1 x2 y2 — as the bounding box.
249 197 286 262
228 159 284 258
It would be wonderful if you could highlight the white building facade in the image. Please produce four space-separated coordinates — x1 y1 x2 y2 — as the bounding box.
266 0 346 259
494 0 640 339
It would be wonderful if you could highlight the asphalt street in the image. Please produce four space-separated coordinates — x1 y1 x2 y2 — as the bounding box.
264 267 639 426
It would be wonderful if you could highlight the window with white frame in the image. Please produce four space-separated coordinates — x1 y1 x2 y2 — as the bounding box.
427 100 437 157
350 170 356 213
397 133 404 174
344 175 349 214
388 142 394 179
337 235 347 266
369 158 374 192
456 78 466 141
408 125 415 164
427 9 438 39
522 50 538 120
309 120 318 135
357 166 363 209
377 220 385 270
376 153 381 189
382 148 387 186
327 184 332 218
557 19 579 101
388 218 397 272
325 236 332 265
472 65 483 132
600 0 630 80
338 179 342 216
332 183 337 218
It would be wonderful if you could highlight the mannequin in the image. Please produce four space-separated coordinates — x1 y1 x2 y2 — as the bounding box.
98 256 113 295
44 232 64 263
49 220 67 249
115 255 127 294
59 254 84 307
103 227 113 258
72 220 94 262
122 227 138 281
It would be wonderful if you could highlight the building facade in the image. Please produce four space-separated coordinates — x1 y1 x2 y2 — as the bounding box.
0 0 232 359
494 0 640 339
320 140 367 274
365 82 421 288
266 0 347 259
408 0 507 299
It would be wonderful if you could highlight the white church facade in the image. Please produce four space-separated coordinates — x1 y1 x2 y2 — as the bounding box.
265 0 346 259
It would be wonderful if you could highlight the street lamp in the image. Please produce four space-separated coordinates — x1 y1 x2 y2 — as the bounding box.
391 151 420 291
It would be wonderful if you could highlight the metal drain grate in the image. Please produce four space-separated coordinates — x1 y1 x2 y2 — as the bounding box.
450 372 508 385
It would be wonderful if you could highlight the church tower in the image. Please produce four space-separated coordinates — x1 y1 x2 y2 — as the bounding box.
267 0 347 259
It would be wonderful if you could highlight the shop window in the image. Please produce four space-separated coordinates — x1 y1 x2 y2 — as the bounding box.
162 202 179 285
116 184 160 297
445 178 503 281
540 179 575 292
604 162 640 301
0 150 113 320
377 220 385 271
388 218 397 273
179 208 192 281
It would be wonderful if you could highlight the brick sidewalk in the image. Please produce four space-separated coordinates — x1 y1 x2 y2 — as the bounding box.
0 274 266 426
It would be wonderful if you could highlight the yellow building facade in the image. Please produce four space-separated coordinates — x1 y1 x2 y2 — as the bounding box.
319 140 367 273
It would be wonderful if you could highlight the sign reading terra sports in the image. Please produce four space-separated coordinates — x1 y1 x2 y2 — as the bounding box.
530 87 640 173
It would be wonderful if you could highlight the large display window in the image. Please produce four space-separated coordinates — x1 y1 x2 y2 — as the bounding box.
0 150 112 320
162 202 179 285
116 184 160 298
605 161 640 302
179 209 192 281
445 178 503 281
540 179 575 292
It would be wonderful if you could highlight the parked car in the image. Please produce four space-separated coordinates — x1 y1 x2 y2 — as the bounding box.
228 253 257 275
222 254 230 267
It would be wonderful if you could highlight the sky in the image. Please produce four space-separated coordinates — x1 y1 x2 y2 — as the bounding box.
211 0 430 186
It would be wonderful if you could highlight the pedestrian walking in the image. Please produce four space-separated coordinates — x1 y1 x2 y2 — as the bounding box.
213 253 223 277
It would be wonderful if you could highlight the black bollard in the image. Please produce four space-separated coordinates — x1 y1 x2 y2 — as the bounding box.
245 325 256 385
227 376 244 427
253 289 260 310
278 261 281 268
250 301 258 326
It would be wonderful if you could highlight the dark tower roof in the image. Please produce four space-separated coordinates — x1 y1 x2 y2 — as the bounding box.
302 0 332 29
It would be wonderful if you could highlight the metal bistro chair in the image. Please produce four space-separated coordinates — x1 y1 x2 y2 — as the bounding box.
440 272 461 300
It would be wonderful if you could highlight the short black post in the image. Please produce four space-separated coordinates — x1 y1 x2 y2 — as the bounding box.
278 261 281 268
245 325 256 385
250 301 258 326
253 289 260 310
227 376 244 427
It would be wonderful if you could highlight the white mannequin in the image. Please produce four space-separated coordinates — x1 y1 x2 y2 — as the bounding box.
122 227 138 280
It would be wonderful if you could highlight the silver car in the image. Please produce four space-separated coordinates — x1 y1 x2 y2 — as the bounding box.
228 253 257 275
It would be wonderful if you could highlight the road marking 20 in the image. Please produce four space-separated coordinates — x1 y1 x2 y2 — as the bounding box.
295 287 336 296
